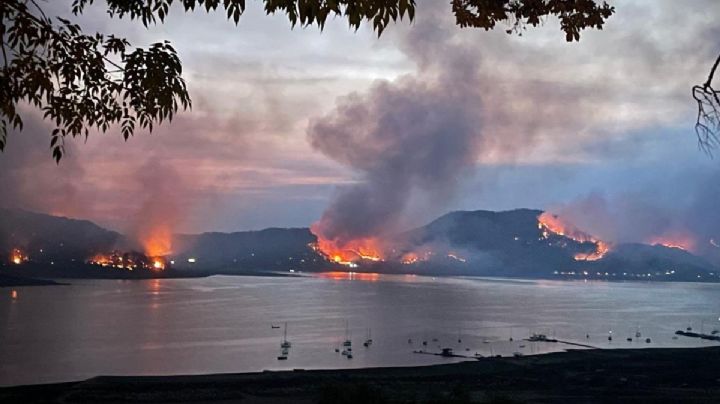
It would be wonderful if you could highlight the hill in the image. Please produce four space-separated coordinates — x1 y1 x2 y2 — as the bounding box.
0 208 717 282
0 208 120 265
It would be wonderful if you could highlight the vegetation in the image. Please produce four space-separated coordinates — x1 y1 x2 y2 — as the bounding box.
694 53 720 154
1 0 616 161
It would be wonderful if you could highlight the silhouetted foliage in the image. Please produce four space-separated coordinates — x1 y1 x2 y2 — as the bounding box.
452 0 614 41
694 53 720 155
1 0 616 161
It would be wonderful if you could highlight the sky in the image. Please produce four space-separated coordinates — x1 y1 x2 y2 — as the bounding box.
2 0 720 241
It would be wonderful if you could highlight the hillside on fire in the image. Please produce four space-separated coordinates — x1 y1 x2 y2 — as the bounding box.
1 208 718 282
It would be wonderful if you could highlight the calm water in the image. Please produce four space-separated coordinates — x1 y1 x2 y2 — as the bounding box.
2 273 720 386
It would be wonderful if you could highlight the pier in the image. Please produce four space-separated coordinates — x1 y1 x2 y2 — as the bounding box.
412 348 483 359
523 338 599 349
675 330 720 342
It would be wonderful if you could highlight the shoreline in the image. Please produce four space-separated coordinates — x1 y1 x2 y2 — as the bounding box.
2 346 719 403
4 270 720 288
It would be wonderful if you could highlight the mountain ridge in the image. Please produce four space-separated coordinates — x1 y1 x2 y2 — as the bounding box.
1 207 717 282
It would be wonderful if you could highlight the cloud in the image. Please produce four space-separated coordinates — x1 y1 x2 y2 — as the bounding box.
3 0 720 235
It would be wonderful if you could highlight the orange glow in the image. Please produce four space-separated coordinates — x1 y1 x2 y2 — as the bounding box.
89 253 113 267
401 252 419 265
538 212 610 261
140 226 173 258
150 278 161 294
11 290 18 299
88 251 165 271
309 234 384 267
138 226 171 271
151 258 166 270
647 233 696 252
573 241 610 261
10 248 26 265
400 250 433 265
318 271 380 282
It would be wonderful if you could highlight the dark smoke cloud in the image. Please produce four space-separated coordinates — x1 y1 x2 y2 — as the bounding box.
307 3 537 244
307 44 489 242
307 0 720 247
308 73 484 242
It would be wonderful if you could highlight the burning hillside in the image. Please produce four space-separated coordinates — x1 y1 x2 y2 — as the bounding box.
647 233 696 252
309 235 384 267
89 226 174 272
537 212 611 261
2 208 717 282
309 210 618 270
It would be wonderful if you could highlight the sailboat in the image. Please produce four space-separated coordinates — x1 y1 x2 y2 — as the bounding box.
277 346 289 360
363 328 373 347
280 322 291 349
343 320 352 348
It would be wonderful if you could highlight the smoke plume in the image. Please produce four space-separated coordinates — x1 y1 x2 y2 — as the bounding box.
307 5 525 248
546 167 720 260
129 160 188 256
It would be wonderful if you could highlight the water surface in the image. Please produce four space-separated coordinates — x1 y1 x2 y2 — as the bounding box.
2 274 719 386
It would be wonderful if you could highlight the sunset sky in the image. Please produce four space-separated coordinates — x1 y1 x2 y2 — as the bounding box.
1 0 719 239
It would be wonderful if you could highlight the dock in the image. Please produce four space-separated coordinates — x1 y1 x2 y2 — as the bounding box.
524 335 599 349
524 338 599 349
675 330 720 342
412 349 482 360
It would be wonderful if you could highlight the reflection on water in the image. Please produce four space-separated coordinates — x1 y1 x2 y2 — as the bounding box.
1 274 720 386
317 271 381 282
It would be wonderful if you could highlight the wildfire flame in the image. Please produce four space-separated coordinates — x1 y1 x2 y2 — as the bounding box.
310 236 384 267
151 258 166 270
88 251 165 271
647 234 696 252
89 253 113 267
401 252 420 265
572 241 610 261
400 250 434 265
140 226 173 257
538 212 610 261
10 248 25 265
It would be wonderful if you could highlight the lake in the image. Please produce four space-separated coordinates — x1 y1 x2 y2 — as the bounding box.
2 273 720 386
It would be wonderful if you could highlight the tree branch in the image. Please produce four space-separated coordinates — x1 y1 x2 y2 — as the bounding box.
704 52 720 89
1 41 8 67
6 1 125 72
